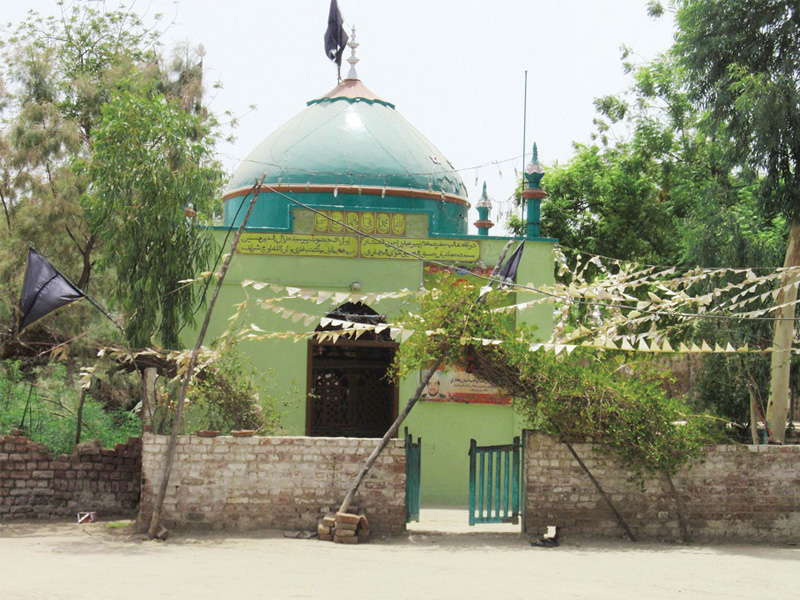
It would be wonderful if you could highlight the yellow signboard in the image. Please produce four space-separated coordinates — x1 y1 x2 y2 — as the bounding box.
360 238 481 261
238 233 359 258
237 233 481 262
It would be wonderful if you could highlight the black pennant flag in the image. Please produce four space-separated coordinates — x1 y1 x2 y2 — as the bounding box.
324 0 348 67
18 248 86 333
496 241 525 285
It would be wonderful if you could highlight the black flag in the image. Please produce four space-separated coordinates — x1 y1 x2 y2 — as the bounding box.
496 241 525 285
18 248 85 333
324 0 348 67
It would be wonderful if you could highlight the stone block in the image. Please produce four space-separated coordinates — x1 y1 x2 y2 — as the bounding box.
335 520 358 532
335 511 361 526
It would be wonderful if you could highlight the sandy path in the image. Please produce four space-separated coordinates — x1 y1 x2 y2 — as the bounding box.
1 521 798 599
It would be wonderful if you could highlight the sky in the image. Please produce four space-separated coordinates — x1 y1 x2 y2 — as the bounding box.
4 0 677 233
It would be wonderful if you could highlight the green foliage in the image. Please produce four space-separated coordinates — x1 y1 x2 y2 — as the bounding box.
186 342 281 435
541 143 679 265
671 0 800 435
394 277 722 477
0 360 140 455
81 90 224 348
673 0 800 222
518 352 722 477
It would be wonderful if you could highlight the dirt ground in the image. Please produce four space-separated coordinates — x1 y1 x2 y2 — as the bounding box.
1 518 798 600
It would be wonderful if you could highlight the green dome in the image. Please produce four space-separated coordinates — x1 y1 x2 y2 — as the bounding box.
223 79 469 235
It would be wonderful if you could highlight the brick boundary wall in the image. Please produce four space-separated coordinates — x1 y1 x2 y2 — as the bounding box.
524 431 800 542
0 433 142 521
139 434 406 534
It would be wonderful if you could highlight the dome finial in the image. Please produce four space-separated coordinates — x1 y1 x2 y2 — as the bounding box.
346 26 360 80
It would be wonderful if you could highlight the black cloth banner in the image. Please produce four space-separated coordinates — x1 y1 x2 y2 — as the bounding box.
324 0 348 67
18 248 85 332
496 241 525 285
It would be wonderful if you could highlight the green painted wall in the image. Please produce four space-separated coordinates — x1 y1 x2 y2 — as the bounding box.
207 223 554 507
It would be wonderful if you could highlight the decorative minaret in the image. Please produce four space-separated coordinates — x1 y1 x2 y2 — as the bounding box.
473 181 495 236
521 143 546 239
346 26 359 80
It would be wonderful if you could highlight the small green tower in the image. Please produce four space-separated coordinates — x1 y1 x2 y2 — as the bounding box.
521 143 546 239
473 181 494 236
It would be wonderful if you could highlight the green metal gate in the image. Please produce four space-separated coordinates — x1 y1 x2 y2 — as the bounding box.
405 427 421 523
468 437 520 525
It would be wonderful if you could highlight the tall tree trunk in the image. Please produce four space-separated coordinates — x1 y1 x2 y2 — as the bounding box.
749 386 759 445
141 367 158 433
766 221 800 442
75 388 87 446
0 190 11 232
76 233 96 291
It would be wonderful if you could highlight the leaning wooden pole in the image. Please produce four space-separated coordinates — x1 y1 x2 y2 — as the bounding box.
147 176 264 539
665 473 689 543
557 432 637 541
337 240 515 516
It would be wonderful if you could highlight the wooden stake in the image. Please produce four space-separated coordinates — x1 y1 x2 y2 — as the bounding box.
147 176 265 539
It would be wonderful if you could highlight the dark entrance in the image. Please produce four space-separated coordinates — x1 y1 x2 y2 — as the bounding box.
306 303 398 438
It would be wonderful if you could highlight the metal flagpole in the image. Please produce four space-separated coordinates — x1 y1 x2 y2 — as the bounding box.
521 70 528 224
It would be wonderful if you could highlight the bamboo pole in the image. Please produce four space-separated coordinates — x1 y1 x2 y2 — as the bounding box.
337 240 516 516
147 176 264 539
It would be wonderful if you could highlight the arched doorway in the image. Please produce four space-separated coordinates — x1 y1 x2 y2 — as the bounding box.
306 302 398 437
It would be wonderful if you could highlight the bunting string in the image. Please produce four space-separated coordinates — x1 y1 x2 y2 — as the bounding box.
233 280 799 355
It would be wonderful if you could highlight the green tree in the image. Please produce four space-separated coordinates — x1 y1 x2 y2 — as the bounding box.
0 2 162 297
82 89 223 348
0 2 220 353
670 0 800 441
525 40 791 430
541 141 679 265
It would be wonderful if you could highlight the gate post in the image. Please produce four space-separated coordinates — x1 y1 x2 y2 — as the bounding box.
404 427 421 523
468 439 477 525
512 435 520 520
